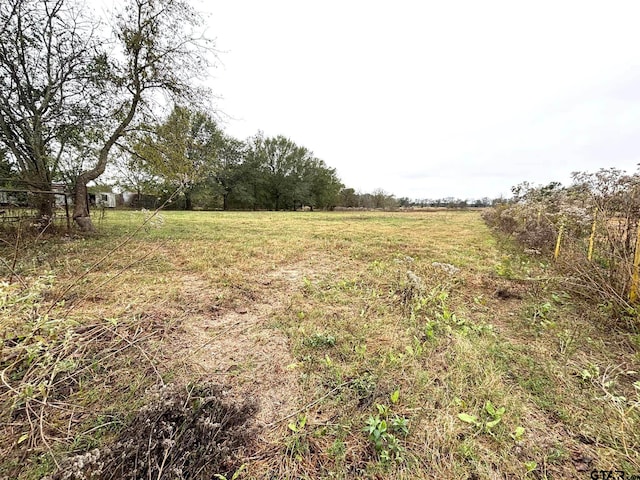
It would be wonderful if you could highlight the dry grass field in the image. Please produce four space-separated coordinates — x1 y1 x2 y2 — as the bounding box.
1 210 639 479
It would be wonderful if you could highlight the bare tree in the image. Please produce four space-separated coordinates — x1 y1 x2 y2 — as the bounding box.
72 0 213 231
0 0 98 220
0 0 214 231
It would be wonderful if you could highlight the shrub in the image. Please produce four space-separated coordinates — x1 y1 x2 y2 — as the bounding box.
483 169 640 328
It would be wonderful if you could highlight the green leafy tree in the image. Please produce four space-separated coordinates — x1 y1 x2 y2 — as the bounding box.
252 134 306 210
136 106 221 210
250 134 338 211
338 188 358 208
210 135 248 210
306 159 343 210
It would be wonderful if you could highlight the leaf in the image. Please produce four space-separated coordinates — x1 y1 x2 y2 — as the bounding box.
365 416 379 431
390 389 400 404
230 464 247 480
485 401 496 416
380 449 391 462
391 416 409 435
17 433 29 444
287 422 298 432
376 404 389 416
486 417 501 428
457 413 479 425
510 426 525 440
378 419 387 433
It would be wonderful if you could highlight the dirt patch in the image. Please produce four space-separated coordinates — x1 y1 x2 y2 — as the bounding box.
173 258 332 426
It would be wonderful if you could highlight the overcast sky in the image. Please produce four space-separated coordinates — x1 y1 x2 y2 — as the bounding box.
198 0 640 200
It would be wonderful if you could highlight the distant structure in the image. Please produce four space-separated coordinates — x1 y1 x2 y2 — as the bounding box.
90 192 118 208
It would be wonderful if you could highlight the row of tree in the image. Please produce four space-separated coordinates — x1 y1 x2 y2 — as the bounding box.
337 189 498 210
114 106 343 211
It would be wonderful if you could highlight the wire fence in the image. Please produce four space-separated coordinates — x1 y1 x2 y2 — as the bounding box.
0 183 71 232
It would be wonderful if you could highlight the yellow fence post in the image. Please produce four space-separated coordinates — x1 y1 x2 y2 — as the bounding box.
537 207 542 227
554 223 564 261
629 223 640 303
587 208 597 262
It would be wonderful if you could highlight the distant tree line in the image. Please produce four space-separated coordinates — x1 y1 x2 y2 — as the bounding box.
336 189 499 210
60 103 500 213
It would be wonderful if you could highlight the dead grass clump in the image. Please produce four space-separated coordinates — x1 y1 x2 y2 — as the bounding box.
48 382 258 480
1 313 171 454
0 274 187 478
397 270 425 309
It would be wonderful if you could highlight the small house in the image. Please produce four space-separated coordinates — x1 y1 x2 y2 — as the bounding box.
91 192 117 208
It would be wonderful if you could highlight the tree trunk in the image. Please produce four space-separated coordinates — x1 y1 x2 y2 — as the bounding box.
184 190 192 210
72 178 95 232
34 191 55 231
72 84 140 231
35 193 54 219
223 192 229 211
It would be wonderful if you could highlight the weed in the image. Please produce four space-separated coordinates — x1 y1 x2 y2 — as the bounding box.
423 320 437 341
214 464 247 480
350 373 377 406
510 426 525 442
457 400 506 435
495 256 515 279
531 301 554 323
579 363 600 383
286 414 310 460
404 336 427 357
304 332 337 349
364 405 409 464
287 414 308 433
524 461 537 475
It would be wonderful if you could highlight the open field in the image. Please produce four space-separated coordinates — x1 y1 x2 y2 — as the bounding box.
1 210 639 479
